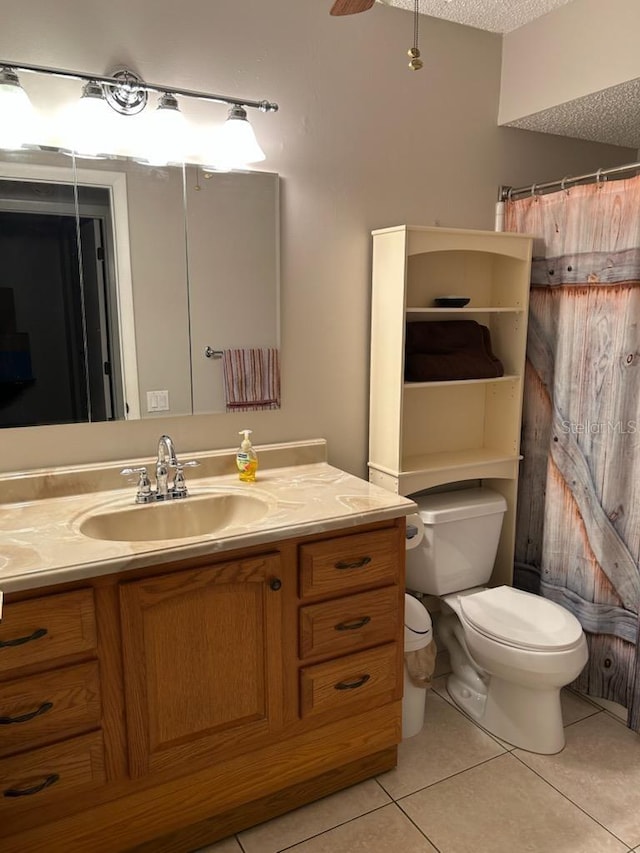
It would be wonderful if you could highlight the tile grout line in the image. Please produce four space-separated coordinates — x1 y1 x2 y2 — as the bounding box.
393 799 444 852
266 801 402 853
509 749 633 849
373 778 443 852
234 781 394 852
379 751 509 802
568 688 630 722
563 707 604 725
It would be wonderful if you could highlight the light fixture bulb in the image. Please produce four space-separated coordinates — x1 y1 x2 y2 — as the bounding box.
68 80 116 158
204 104 266 171
0 67 36 150
140 92 188 166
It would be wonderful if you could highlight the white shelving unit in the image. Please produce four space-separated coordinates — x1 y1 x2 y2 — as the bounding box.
368 225 532 585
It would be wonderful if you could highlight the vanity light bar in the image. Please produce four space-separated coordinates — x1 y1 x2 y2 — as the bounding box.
0 59 279 114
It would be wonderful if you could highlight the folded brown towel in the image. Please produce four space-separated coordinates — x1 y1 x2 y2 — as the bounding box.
404 321 504 382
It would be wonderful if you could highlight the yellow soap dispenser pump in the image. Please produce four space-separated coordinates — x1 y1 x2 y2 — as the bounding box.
236 429 258 482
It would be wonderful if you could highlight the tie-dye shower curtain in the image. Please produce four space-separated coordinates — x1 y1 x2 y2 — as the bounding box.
505 177 640 731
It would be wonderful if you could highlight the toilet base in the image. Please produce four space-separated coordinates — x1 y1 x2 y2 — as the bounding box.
447 673 487 723
448 672 565 754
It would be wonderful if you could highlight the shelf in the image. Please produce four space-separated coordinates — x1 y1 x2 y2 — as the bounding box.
369 449 522 495
402 449 521 474
403 374 519 389
405 306 524 314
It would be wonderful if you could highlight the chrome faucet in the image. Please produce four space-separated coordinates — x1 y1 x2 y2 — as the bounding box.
155 434 178 498
121 434 199 503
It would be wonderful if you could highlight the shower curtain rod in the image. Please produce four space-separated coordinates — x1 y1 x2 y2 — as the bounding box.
499 159 640 201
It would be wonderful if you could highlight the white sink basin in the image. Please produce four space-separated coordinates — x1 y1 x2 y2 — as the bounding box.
79 492 269 542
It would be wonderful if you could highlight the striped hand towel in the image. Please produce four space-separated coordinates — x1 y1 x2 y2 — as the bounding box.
222 348 281 412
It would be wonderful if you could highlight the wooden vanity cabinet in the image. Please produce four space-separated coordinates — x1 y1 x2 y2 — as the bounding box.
0 518 405 853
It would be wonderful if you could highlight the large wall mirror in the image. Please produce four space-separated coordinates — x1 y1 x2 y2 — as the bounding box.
0 97 280 429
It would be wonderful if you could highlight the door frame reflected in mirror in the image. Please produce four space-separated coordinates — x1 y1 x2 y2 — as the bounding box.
0 159 140 424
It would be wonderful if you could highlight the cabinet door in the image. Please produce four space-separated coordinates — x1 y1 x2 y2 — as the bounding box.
119 553 284 778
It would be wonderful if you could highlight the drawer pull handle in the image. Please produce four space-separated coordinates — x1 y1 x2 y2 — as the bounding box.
0 627 48 648
0 701 54 725
335 616 371 632
334 556 372 571
334 674 371 691
3 773 60 798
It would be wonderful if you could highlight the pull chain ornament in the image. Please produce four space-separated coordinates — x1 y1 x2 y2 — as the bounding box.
408 0 423 69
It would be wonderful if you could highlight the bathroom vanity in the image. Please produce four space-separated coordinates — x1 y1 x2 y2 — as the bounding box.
0 440 414 852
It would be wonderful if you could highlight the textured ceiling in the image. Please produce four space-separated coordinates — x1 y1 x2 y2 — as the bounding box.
380 0 639 150
505 79 640 149
385 0 575 34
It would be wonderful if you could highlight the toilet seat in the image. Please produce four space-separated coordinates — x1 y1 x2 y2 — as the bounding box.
456 586 584 652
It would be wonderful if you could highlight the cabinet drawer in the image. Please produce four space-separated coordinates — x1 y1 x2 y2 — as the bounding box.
0 662 102 758
0 590 96 677
300 643 400 719
299 586 400 660
299 529 400 599
0 730 105 816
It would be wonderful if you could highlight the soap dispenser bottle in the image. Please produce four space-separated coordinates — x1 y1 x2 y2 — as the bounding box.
236 429 258 482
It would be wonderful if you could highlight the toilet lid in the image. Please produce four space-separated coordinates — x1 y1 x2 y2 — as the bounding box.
459 586 583 651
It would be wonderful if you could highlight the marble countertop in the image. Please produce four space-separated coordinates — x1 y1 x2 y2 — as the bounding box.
0 441 416 593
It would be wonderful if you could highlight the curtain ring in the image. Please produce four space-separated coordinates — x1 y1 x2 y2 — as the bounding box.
561 176 570 195
530 183 538 200
507 186 514 202
596 168 606 187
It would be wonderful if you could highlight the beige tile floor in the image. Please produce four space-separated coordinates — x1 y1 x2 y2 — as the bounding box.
196 681 640 853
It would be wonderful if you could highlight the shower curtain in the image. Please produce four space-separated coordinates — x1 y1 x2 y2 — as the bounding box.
505 177 640 731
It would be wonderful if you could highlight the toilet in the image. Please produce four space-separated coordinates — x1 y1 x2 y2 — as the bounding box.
405 487 588 754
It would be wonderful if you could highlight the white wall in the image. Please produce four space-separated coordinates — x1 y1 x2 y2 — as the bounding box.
500 0 640 125
0 0 634 477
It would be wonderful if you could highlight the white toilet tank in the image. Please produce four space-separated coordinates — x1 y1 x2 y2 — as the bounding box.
405 487 507 595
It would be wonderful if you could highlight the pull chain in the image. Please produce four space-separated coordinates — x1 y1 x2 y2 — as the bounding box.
408 0 423 70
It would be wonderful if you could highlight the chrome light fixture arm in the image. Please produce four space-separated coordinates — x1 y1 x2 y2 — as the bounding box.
0 59 279 115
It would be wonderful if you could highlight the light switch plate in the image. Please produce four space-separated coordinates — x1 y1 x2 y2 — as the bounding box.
146 390 170 412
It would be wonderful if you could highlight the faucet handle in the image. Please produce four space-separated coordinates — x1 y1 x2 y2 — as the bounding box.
121 466 153 503
172 460 199 497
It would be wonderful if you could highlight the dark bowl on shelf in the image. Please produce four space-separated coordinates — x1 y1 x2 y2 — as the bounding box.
433 296 471 308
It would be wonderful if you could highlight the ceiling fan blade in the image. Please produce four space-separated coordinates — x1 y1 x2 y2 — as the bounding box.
330 0 376 15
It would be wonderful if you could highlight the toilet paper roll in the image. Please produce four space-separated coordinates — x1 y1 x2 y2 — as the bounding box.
405 513 425 550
